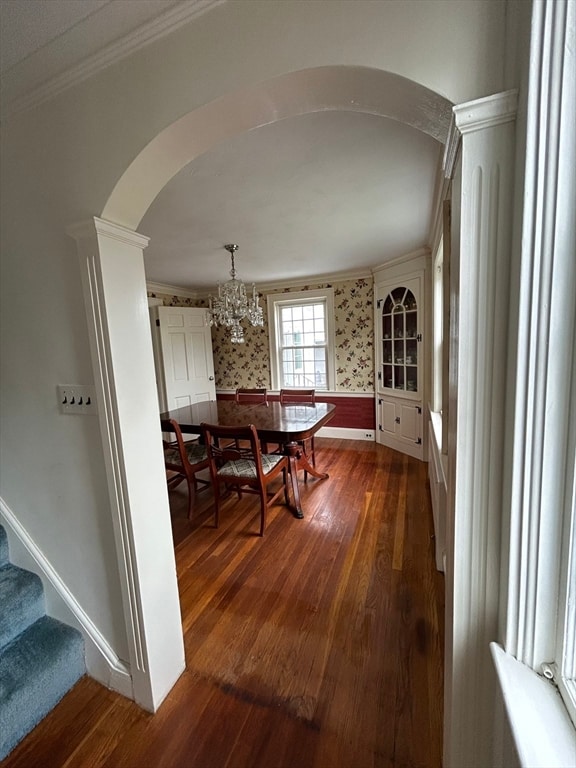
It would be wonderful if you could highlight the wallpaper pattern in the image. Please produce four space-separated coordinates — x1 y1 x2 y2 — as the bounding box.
149 276 374 392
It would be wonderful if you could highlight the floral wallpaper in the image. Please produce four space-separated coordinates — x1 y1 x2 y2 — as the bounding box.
148 275 374 393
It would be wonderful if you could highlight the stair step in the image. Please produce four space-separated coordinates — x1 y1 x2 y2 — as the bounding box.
0 564 45 649
0 526 8 567
0 615 85 760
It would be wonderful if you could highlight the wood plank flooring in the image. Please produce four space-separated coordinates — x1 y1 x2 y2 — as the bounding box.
4 439 444 768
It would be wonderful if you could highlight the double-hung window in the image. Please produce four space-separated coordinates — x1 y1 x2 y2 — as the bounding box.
267 288 335 391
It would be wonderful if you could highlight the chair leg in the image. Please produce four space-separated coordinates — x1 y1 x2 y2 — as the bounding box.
185 476 196 519
259 494 266 537
213 484 221 529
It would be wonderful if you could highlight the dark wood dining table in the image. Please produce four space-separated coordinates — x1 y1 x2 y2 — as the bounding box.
159 399 335 519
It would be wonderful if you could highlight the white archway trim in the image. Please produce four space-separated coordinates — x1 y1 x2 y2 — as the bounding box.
68 217 185 712
102 65 452 229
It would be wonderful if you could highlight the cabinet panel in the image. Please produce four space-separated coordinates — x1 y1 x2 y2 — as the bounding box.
399 402 419 441
381 401 397 434
377 396 423 459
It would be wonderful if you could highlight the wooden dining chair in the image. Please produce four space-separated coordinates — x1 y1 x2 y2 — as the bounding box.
279 389 317 480
234 388 268 405
232 388 269 449
162 419 211 519
200 422 292 536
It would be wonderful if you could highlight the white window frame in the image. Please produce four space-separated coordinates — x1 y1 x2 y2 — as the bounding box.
267 288 336 392
432 237 443 414
497 1 576 760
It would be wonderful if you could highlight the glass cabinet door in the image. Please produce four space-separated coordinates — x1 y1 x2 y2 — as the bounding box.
380 285 420 395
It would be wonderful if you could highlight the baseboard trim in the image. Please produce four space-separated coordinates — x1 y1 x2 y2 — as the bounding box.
317 426 375 440
0 498 133 700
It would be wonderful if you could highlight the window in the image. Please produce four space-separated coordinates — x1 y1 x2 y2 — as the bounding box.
432 237 443 413
267 289 336 391
501 0 576 740
431 199 451 456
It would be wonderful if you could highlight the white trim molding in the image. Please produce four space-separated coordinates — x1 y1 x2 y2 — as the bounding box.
0 498 133 699
444 90 517 768
494 0 576 762
318 427 374 441
4 0 225 117
68 217 185 712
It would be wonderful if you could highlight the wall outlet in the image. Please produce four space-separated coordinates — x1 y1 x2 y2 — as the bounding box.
57 385 98 415
364 431 375 440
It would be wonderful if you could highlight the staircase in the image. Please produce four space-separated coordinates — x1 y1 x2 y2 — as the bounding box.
0 524 85 760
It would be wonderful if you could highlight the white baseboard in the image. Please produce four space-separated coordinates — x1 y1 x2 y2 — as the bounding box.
317 426 375 440
0 498 133 700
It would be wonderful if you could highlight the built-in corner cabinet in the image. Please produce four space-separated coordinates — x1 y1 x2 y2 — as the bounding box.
374 257 429 461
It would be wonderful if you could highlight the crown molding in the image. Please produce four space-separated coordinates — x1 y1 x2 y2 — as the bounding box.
146 282 200 300
68 217 150 249
256 268 373 294
454 89 518 135
148 268 374 301
4 0 225 117
371 247 430 275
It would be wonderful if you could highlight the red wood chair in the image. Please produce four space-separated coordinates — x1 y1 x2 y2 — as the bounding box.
234 388 268 405
200 422 292 536
162 419 211 519
279 389 317 480
233 388 269 449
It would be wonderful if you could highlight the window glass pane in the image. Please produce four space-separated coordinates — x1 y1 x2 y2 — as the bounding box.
303 304 314 320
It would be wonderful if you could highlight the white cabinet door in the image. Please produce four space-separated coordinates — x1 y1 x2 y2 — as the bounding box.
374 269 426 460
150 306 216 411
377 396 423 460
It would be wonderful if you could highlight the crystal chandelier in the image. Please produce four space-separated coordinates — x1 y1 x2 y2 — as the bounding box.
207 244 264 344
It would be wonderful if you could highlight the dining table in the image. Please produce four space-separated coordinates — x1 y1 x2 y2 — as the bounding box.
159 399 336 519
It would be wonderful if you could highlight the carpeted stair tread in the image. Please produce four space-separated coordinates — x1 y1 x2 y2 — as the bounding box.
0 564 45 648
0 526 8 567
0 615 85 760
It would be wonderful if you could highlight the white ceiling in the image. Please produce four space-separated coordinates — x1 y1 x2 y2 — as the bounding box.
141 110 441 290
0 0 443 293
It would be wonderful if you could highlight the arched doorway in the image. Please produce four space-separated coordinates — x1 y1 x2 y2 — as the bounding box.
75 65 453 712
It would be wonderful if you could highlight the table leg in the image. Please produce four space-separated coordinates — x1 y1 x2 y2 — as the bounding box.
287 454 303 519
285 441 329 481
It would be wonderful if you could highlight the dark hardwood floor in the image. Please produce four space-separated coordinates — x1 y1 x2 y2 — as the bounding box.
4 438 445 768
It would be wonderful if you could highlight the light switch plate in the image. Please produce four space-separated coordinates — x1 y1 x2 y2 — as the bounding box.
57 385 98 414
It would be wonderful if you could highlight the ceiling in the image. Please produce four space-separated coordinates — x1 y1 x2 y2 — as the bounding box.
1 0 443 293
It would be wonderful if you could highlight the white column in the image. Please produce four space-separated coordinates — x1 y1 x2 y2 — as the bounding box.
444 91 518 768
68 217 185 712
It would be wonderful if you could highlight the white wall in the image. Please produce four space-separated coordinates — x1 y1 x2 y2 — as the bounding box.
0 0 507 683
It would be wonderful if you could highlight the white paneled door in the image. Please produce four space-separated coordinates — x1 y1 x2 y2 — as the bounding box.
150 306 216 410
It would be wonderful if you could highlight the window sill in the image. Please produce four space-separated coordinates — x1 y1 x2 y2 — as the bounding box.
490 643 576 768
429 408 448 486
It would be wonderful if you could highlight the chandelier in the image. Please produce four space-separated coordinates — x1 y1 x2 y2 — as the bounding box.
207 244 264 344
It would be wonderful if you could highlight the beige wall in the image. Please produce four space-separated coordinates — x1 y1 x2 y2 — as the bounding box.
149 275 374 392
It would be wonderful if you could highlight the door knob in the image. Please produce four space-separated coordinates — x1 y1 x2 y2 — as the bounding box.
209 376 214 381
